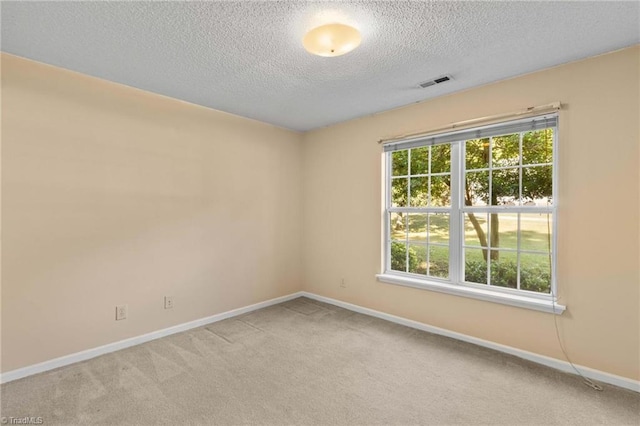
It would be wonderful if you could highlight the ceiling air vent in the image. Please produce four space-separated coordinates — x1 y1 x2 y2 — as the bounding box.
418 75 452 88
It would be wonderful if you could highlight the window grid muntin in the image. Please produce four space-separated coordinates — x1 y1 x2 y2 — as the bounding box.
388 144 453 279
385 121 557 297
460 129 555 293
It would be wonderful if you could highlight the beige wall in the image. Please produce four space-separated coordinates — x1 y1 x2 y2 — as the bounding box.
2 46 639 381
1 54 303 372
302 46 640 380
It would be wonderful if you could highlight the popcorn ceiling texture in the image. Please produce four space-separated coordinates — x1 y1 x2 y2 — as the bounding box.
1 1 638 131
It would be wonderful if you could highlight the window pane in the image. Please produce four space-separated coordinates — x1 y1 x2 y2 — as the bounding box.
490 213 518 250
520 253 551 293
465 171 489 206
522 166 552 204
429 246 449 279
492 167 519 206
409 177 428 207
490 251 518 288
408 244 427 275
391 178 408 207
465 248 488 284
392 150 408 176
464 213 488 247
431 144 451 173
492 134 520 167
386 126 555 296
520 214 552 252
408 213 427 242
390 242 407 272
410 146 429 175
523 129 553 165
429 213 449 244
466 138 490 170
389 212 406 241
430 175 451 206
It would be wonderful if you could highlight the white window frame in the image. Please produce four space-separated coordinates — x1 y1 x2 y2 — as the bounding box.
377 115 565 314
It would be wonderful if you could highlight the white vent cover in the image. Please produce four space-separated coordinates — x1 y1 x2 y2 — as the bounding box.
419 75 453 88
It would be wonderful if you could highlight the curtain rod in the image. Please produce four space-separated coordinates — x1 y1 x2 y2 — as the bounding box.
378 102 562 145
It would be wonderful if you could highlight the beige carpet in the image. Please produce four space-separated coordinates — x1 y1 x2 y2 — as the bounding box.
1 297 638 425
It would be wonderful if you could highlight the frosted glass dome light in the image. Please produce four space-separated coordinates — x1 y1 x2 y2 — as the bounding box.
303 23 361 57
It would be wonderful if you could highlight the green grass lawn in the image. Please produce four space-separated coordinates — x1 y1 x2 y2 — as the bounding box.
392 212 551 252
391 212 551 291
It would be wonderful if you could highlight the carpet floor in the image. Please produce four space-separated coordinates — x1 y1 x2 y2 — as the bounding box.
1 297 638 425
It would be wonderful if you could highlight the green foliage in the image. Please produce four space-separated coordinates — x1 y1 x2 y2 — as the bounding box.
428 256 449 278
465 138 490 170
463 130 553 205
409 177 428 207
465 171 489 205
430 175 451 206
431 144 451 173
464 259 550 293
464 259 488 284
492 167 519 202
520 265 552 293
492 134 520 167
391 242 418 272
523 130 553 165
491 260 519 288
392 178 408 207
390 144 451 207
391 242 450 278
391 130 553 208
410 146 429 174
523 165 552 201
391 150 408 176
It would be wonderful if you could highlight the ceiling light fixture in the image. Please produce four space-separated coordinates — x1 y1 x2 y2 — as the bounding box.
303 23 361 57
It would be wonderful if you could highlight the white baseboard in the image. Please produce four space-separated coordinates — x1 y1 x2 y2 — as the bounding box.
3 290 638 393
0 291 304 384
300 292 640 393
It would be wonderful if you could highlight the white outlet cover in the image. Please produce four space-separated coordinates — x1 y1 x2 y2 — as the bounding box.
116 305 127 321
164 297 173 309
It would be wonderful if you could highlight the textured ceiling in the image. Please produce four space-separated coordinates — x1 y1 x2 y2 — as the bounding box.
2 1 639 131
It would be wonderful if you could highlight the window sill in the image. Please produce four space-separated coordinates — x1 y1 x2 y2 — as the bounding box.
376 274 566 315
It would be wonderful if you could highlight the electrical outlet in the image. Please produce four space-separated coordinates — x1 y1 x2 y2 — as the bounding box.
340 278 346 288
116 305 127 321
164 296 174 310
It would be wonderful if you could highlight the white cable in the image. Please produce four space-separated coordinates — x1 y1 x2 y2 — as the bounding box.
547 201 602 391
550 290 603 391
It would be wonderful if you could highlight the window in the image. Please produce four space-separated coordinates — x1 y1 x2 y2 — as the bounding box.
379 115 563 314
